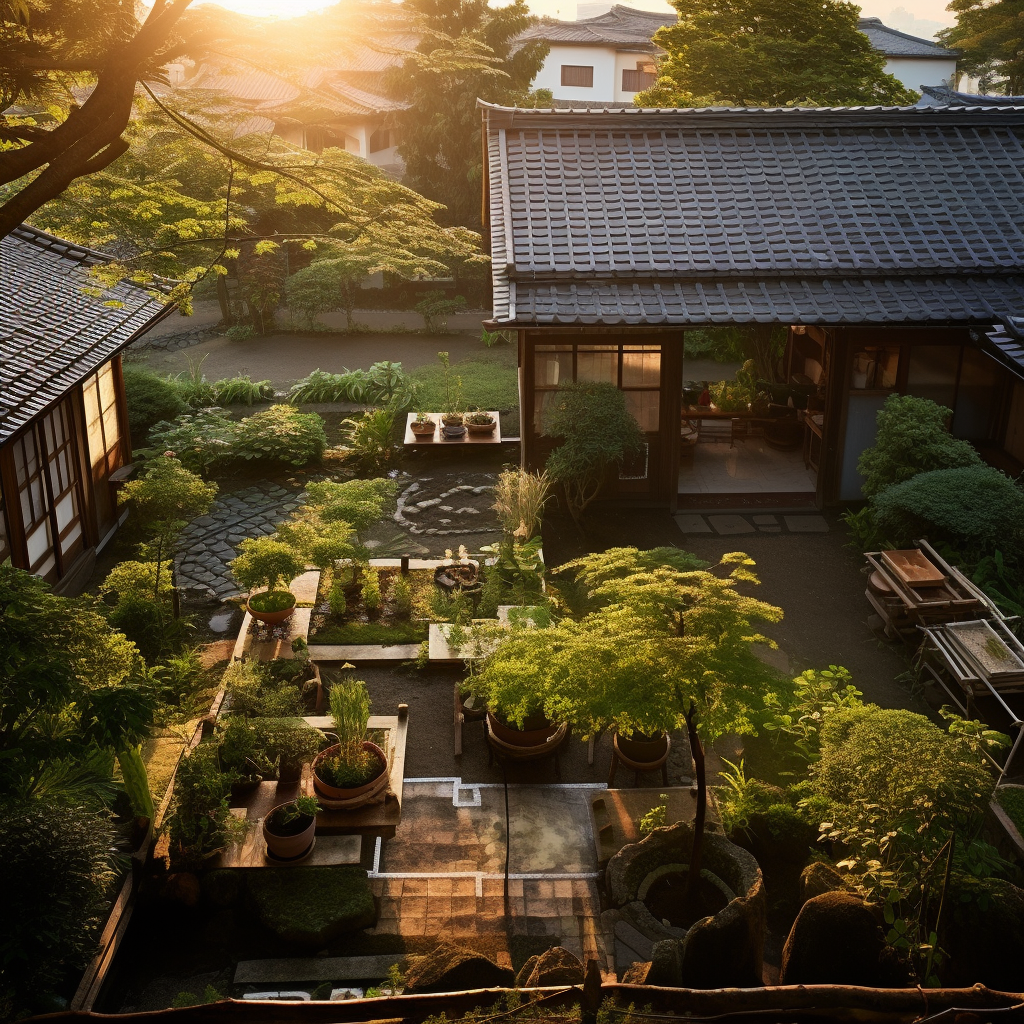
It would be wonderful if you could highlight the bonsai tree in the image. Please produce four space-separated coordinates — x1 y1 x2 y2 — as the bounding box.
230 536 306 611
474 548 783 911
543 381 645 523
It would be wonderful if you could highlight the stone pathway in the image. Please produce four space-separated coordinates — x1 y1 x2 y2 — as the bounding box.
176 481 305 601
674 512 829 536
367 780 610 970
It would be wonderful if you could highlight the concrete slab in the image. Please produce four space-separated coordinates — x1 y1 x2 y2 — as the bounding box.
752 515 778 525
784 515 829 533
249 607 311 662
235 955 405 985
708 515 755 535
289 570 321 604
759 526 782 533
306 643 421 662
673 514 712 534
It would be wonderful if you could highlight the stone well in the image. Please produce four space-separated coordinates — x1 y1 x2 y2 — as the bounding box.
606 821 766 988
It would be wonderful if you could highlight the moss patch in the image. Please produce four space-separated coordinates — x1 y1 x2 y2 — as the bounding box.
248 867 376 946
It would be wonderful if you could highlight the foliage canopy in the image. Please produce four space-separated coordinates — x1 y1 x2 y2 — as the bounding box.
636 0 918 107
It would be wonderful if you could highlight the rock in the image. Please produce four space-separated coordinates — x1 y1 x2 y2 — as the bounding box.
248 867 376 946
164 872 202 907
680 895 764 988
943 875 1024 989
780 892 885 986
619 961 651 985
515 946 584 988
647 939 682 987
615 920 654 960
403 942 514 994
799 862 848 903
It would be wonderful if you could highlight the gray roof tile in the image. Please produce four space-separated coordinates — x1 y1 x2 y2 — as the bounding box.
482 104 1024 327
857 18 955 58
0 226 170 444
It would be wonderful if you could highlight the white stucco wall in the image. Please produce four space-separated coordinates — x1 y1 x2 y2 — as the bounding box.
884 56 958 92
533 44 619 102
614 50 655 101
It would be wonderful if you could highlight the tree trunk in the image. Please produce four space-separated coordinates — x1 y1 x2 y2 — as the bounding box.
683 703 706 915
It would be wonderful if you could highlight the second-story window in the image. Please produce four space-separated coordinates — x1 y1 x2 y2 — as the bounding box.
622 61 657 92
560 65 594 87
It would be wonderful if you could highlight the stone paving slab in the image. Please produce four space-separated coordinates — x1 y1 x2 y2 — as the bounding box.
673 514 713 534
784 514 829 532
707 514 756 535
176 481 305 601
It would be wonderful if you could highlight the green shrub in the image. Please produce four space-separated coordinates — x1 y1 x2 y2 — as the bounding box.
304 478 398 531
858 394 982 497
165 742 232 867
224 660 306 718
360 566 381 613
415 291 466 333
329 583 347 617
218 717 276 777
340 406 399 476
389 575 413 618
288 362 415 406
122 364 186 441
225 324 255 341
543 381 645 522
212 375 275 405
871 465 1024 565
144 410 236 475
0 801 118 1017
231 405 327 466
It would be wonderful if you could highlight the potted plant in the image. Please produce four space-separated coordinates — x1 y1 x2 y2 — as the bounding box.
230 536 306 625
263 719 324 783
218 718 275 799
437 350 465 435
410 411 436 437
465 410 496 436
263 794 319 861
312 679 388 803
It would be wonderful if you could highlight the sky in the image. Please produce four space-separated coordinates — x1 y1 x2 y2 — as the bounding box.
196 0 955 34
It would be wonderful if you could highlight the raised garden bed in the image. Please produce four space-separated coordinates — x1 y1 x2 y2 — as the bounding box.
308 566 434 647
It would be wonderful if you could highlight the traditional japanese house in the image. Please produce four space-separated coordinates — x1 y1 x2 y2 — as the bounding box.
0 226 172 591
480 102 1024 510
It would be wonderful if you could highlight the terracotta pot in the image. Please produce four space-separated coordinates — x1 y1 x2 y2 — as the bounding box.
312 741 388 802
263 803 315 860
441 412 464 426
615 730 670 766
487 710 558 747
246 591 296 625
410 420 436 437
466 419 496 436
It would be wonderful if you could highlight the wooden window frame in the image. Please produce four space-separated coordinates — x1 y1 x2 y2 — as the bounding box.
560 65 594 88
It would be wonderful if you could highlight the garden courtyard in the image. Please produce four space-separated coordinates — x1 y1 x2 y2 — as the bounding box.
7 320 1024 1020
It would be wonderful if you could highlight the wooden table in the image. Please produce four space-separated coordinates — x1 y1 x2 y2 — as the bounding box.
213 708 408 870
404 412 502 445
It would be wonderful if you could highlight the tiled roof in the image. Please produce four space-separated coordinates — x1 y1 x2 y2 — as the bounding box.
920 85 1024 106
979 319 1024 381
0 226 170 445
857 17 955 58
481 103 1024 327
517 5 672 47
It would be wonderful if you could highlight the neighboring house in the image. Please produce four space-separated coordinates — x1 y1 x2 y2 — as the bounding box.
0 227 172 592
174 37 413 176
516 6 958 104
480 101 1024 509
856 18 958 92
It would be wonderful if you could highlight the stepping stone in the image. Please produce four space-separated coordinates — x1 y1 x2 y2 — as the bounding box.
614 919 654 960
784 515 829 533
752 514 778 525
759 526 782 533
673 514 712 534
708 515 755 535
